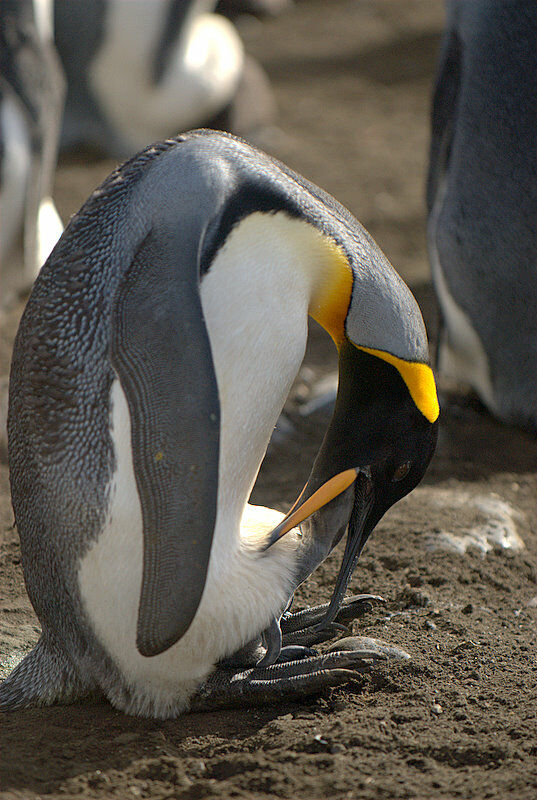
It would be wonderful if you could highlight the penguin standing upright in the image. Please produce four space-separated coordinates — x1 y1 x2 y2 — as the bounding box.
0 0 64 306
1 131 438 718
54 0 272 158
427 0 537 430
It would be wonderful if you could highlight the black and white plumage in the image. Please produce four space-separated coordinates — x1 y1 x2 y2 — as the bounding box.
1 131 438 717
0 0 64 306
55 0 247 158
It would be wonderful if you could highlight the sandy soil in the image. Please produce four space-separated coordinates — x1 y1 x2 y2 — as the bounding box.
1 1 536 798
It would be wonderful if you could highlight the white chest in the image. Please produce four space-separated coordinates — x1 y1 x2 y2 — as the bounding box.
89 2 243 153
77 213 314 716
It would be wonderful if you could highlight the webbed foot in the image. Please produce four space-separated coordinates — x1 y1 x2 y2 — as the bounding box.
255 593 383 668
188 595 391 711
188 648 385 712
280 593 384 648
326 636 411 661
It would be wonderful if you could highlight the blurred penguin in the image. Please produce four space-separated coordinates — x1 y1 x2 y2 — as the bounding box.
55 0 277 158
427 0 537 431
216 0 293 19
0 0 64 308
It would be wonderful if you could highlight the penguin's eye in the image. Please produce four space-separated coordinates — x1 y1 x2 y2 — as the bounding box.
393 461 411 482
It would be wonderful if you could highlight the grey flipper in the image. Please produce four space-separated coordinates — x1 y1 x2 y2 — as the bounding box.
425 5 462 373
0 636 90 711
0 0 64 286
152 0 193 83
111 223 220 658
426 12 461 216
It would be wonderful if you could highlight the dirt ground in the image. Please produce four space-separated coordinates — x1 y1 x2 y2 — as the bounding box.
1 1 537 798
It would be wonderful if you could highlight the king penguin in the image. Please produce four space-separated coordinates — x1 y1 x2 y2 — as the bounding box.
427 0 537 430
1 130 438 718
54 0 248 158
0 0 64 308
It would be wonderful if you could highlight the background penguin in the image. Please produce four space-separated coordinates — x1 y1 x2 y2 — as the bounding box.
0 130 438 718
0 0 64 308
216 0 293 19
54 0 275 158
427 0 537 431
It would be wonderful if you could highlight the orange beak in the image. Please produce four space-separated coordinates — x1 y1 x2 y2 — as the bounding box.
264 467 359 549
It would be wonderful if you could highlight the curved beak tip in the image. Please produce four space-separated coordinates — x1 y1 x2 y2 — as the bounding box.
264 467 361 550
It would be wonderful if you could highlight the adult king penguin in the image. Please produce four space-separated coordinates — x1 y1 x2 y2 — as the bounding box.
0 0 64 307
1 131 438 718
427 0 537 430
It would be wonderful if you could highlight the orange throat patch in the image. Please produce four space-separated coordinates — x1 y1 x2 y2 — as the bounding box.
309 239 353 347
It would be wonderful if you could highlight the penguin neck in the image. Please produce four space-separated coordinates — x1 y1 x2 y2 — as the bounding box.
199 211 346 552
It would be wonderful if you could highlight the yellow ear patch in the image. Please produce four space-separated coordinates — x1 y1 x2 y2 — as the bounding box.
308 238 353 347
357 346 440 423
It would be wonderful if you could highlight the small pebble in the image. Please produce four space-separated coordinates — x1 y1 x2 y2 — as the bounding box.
114 733 139 745
330 743 345 754
431 703 443 715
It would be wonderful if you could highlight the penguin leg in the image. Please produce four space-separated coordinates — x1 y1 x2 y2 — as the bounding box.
280 594 384 648
188 649 386 712
255 613 320 668
255 615 284 667
220 594 383 671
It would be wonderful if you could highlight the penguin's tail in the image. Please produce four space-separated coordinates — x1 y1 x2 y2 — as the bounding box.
0 636 89 711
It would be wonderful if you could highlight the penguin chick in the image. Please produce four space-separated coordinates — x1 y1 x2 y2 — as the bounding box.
1 130 438 718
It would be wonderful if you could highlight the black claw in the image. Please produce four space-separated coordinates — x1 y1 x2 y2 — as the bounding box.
281 594 382 643
282 622 348 648
257 616 283 667
188 647 385 712
277 645 317 662
335 594 384 625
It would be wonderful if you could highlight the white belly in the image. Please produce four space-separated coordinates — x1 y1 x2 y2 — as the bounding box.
0 92 31 299
428 178 495 408
78 213 313 717
89 2 243 153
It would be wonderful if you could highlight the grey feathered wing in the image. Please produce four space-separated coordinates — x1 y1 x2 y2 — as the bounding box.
111 222 220 657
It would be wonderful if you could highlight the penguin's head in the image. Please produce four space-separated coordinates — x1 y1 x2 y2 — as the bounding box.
266 239 439 621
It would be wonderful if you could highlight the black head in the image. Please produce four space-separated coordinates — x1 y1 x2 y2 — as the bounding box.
266 341 438 624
